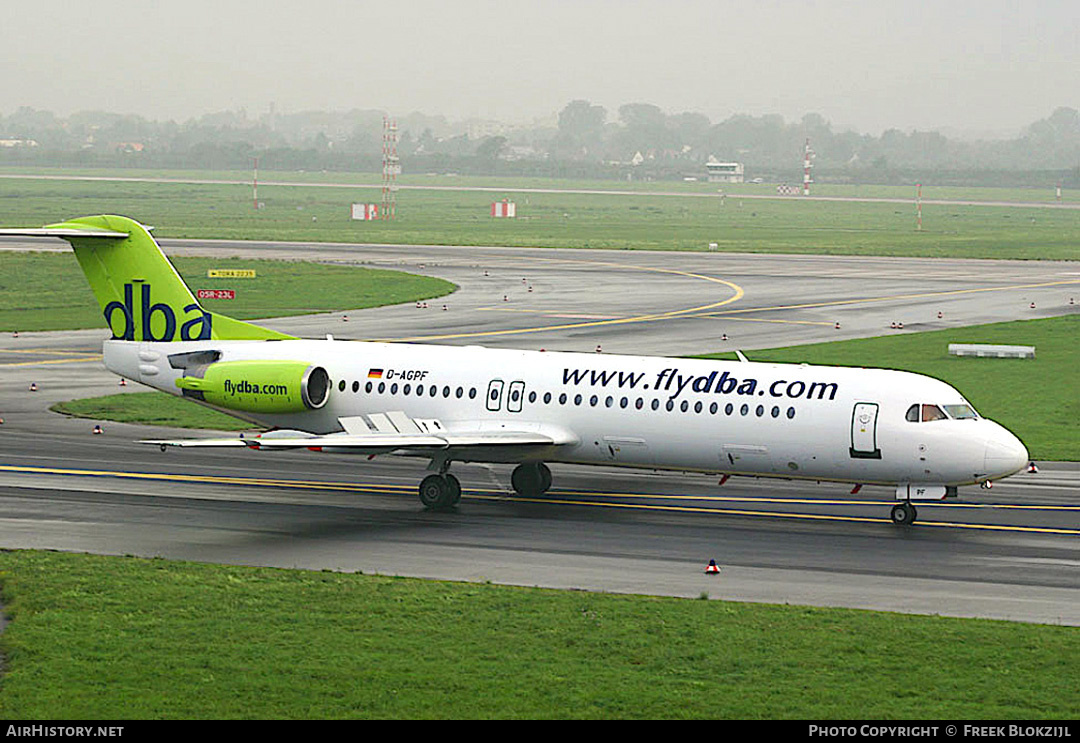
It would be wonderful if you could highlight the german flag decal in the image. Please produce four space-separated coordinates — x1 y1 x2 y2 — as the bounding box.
367 368 384 379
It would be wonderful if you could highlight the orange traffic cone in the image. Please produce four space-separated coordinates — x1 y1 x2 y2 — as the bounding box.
705 560 721 575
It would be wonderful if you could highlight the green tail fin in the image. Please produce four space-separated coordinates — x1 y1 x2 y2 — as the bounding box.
46 215 294 342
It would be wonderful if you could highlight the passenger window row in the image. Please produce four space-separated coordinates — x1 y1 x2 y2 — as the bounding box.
337 379 479 399
334 379 796 419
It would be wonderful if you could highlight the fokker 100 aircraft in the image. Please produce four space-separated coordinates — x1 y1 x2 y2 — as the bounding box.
2 215 1030 524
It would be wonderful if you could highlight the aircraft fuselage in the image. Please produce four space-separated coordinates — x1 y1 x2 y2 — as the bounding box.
106 338 1028 490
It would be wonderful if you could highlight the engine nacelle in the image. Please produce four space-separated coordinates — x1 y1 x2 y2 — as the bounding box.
175 360 329 414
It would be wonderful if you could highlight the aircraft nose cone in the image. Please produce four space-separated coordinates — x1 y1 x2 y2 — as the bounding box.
984 430 1028 478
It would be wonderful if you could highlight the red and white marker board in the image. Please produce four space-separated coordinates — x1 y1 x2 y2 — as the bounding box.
351 203 379 220
491 200 516 218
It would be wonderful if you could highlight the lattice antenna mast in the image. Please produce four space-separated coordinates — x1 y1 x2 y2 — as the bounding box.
803 138 814 196
382 116 400 220
916 183 923 231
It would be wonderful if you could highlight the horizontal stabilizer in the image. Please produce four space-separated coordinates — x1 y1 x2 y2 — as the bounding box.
144 437 253 449
0 226 131 239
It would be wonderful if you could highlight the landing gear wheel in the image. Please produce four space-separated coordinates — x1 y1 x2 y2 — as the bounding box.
538 463 552 494
890 502 918 526
419 474 460 510
511 463 551 497
444 473 462 507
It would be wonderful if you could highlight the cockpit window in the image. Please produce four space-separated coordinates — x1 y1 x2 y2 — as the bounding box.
908 403 971 422
944 404 978 420
921 404 947 422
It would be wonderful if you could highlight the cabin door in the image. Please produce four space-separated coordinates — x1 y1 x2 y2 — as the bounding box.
850 402 881 459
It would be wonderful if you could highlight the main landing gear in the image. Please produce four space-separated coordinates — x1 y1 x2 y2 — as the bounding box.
419 472 461 510
890 501 918 526
510 462 552 497
418 462 552 510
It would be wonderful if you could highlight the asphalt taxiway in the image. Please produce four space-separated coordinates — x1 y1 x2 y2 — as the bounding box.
0 240 1077 624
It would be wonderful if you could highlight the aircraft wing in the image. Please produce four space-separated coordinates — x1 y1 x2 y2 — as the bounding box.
144 412 578 455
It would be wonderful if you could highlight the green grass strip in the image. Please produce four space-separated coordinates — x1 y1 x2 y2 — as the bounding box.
51 392 250 431
0 550 1075 719
2 174 1078 259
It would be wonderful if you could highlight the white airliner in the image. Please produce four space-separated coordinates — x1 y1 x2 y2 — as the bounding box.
3 215 1030 525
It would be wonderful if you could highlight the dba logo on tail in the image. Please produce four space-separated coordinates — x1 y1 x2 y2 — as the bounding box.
104 282 213 341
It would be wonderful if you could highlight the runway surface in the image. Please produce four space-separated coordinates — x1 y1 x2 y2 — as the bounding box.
1 239 1077 624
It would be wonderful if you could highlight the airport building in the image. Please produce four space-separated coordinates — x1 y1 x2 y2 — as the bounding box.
705 160 744 183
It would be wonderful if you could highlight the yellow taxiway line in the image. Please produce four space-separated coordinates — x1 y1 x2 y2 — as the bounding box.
0 348 102 367
377 256 745 342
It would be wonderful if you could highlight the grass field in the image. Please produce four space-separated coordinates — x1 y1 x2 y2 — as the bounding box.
51 391 250 431
1 171 1078 260
2 166 1079 203
0 252 455 332
0 550 1075 719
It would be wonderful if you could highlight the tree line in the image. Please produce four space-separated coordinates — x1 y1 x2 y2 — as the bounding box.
1 102 1077 187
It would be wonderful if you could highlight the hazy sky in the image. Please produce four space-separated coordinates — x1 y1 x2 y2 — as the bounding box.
2 0 1076 136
